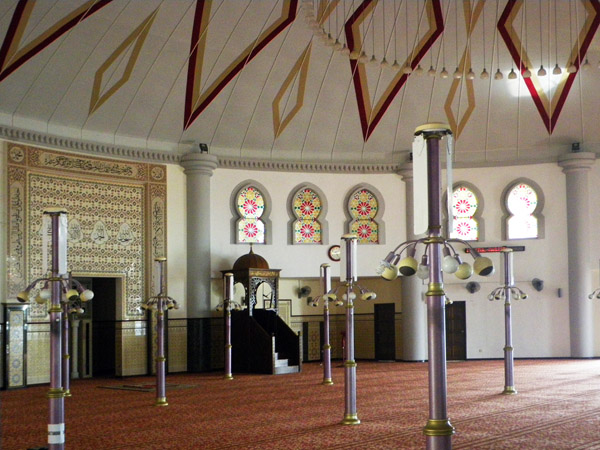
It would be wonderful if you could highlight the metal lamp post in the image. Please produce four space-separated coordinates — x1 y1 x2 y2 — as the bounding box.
321 234 377 425
320 263 333 385
488 248 527 395
308 263 336 385
143 257 178 406
378 124 495 449
16 209 93 450
217 273 241 380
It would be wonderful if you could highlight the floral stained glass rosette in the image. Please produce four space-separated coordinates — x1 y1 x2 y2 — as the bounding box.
237 187 265 243
293 188 322 244
349 189 378 244
451 186 478 241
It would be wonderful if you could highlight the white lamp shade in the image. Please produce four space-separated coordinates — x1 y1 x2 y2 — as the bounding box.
416 264 429 280
39 289 52 300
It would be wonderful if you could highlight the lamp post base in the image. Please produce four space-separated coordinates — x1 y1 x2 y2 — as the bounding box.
224 374 234 380
423 418 455 436
502 386 517 395
321 378 333 385
155 398 168 406
341 414 361 425
63 389 71 397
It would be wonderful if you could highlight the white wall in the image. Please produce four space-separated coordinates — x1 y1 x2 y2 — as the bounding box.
164 158 600 359
210 169 406 278
445 163 570 358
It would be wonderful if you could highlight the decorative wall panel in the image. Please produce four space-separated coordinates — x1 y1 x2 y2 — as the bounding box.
5 143 167 380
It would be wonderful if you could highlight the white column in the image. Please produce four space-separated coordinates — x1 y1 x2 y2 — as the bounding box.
558 152 595 357
180 151 218 317
397 164 427 361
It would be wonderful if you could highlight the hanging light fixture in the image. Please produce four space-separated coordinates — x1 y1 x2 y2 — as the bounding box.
414 64 424 75
391 60 401 71
567 62 577 73
537 65 547 76
403 64 413 74
453 67 462 79
466 68 475 80
368 54 378 66
582 58 591 71
508 68 517 79
552 63 562 75
522 67 531 78
538 0 546 77
440 67 449 78
494 69 503 80
380 57 390 68
480 68 489 79
428 65 436 77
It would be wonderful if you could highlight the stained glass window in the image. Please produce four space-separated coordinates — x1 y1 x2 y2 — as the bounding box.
236 186 265 243
348 188 379 244
506 183 538 239
292 188 322 244
450 186 479 241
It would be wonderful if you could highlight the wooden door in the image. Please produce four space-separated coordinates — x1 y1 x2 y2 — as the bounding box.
374 303 396 361
445 301 466 360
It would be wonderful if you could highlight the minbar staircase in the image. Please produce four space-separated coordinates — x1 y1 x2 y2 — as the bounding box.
231 309 301 375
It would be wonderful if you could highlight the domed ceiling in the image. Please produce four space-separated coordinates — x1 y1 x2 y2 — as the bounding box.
1 0 600 169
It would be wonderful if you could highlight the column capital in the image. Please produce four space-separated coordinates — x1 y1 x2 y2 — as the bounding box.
396 161 413 182
558 152 595 174
180 152 219 176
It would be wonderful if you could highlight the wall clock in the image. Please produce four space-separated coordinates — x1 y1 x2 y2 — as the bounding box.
328 245 341 262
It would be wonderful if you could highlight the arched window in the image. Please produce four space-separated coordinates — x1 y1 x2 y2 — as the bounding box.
348 188 379 244
450 185 480 241
292 187 322 244
236 186 266 243
505 181 541 239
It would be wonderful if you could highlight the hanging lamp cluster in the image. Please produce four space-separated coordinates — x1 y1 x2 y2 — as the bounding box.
300 0 596 81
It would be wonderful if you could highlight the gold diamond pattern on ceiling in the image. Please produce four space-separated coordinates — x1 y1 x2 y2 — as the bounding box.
444 0 484 140
89 9 158 115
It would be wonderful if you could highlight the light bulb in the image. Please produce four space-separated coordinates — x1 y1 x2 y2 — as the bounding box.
466 68 475 79
537 65 547 77
567 62 577 73
349 50 360 60
358 51 369 64
39 288 52 300
552 64 562 75
508 68 517 79
391 59 400 71
80 289 94 302
368 54 378 66
402 64 413 74
480 68 489 79
416 264 429 280
440 67 449 78
428 65 436 76
453 67 462 79
380 57 390 68
494 69 503 80
522 68 531 78
414 64 424 75
442 255 459 273
340 44 350 56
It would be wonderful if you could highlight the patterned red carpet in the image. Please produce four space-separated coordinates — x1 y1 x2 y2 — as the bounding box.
2 359 600 449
